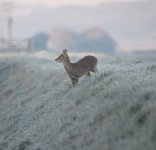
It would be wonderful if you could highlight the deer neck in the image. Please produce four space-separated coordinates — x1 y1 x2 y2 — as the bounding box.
63 55 72 71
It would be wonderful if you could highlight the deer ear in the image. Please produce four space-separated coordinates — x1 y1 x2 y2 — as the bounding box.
63 49 67 54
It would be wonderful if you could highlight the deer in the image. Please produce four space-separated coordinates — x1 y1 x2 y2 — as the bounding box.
55 49 98 86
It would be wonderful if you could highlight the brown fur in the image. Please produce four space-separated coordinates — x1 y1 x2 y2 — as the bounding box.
55 49 98 86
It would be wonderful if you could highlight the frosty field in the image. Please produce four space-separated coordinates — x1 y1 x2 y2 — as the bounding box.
0 51 156 150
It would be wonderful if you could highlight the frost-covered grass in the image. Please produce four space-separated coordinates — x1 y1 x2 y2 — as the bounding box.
0 52 156 150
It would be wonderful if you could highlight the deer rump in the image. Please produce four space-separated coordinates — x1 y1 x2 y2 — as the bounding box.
65 56 97 78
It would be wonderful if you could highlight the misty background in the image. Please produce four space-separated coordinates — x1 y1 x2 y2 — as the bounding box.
0 1 156 149
0 0 156 54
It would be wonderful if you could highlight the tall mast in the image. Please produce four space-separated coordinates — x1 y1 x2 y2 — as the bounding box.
3 0 13 48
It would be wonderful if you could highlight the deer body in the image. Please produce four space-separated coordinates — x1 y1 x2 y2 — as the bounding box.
55 49 97 86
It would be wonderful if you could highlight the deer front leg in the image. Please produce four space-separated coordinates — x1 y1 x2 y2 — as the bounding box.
86 72 91 77
71 78 79 86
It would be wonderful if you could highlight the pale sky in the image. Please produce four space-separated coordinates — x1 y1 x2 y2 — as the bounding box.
0 0 155 51
0 0 143 7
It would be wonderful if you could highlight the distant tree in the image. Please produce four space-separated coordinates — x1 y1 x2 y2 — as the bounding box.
48 27 117 53
76 27 117 53
48 28 78 50
32 32 49 50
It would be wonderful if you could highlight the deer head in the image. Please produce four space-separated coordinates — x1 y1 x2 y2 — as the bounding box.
55 49 68 63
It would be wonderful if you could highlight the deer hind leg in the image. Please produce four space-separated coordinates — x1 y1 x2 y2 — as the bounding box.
71 78 79 86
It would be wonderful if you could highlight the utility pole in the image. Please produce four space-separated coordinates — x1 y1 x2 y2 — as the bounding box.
2 0 13 49
0 1 31 52
0 4 5 39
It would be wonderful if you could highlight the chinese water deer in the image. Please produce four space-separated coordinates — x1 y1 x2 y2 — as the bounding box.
55 49 98 86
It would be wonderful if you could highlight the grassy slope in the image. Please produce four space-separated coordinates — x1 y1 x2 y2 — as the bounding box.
0 53 156 150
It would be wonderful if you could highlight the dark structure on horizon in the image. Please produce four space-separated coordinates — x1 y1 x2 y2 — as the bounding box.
0 1 32 52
